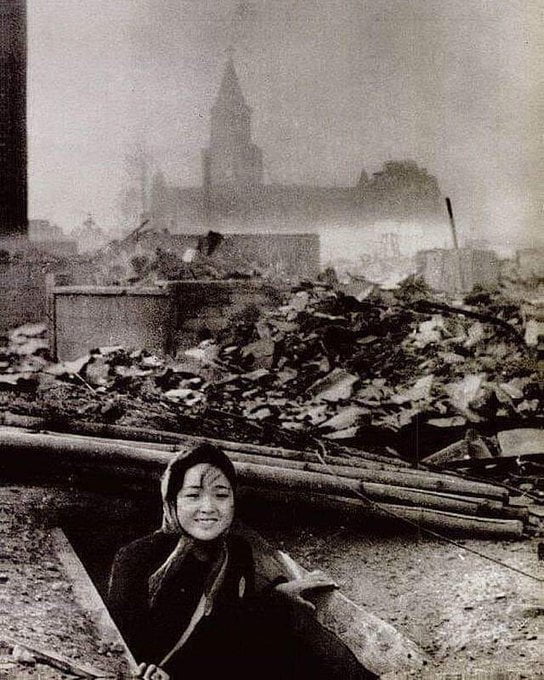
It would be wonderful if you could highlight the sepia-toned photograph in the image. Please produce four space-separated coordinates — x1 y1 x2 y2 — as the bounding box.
0 1 542 678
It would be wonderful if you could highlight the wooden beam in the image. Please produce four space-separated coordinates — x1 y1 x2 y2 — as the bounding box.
1 420 508 502
2 635 113 679
32 427 508 501
240 489 524 539
50 528 138 675
239 525 428 678
0 429 515 519
0 412 407 467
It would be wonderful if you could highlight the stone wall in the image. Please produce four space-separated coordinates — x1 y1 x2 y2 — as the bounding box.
50 286 177 360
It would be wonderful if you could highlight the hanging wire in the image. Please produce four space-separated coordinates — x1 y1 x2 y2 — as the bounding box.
310 438 543 584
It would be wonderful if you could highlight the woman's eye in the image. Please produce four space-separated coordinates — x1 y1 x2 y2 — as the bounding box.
183 494 200 499
215 493 230 499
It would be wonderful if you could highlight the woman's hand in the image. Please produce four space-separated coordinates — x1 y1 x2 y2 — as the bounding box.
274 570 338 612
134 662 170 680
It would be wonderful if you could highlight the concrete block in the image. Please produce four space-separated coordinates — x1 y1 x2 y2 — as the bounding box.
50 285 177 360
416 248 499 293
0 261 48 332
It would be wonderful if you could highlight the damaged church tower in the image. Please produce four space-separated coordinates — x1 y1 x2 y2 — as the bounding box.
202 57 263 191
151 55 445 236
0 0 28 236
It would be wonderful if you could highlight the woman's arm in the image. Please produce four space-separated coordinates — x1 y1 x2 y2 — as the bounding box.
134 662 170 680
108 544 150 657
273 570 338 611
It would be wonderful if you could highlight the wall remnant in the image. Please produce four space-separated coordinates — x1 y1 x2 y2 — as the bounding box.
49 285 177 361
0 261 48 332
48 280 281 360
416 248 499 293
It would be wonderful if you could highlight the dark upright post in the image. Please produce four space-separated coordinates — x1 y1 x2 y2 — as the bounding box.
0 0 28 236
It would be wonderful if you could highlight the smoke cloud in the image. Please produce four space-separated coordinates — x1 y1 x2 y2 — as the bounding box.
28 0 542 254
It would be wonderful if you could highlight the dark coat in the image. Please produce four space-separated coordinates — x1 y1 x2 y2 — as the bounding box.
108 531 264 679
109 531 375 680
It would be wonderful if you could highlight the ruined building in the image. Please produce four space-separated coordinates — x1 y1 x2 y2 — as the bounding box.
0 0 27 236
151 59 445 233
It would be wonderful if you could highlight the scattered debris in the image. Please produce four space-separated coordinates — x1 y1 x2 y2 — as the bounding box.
497 429 544 457
0 283 540 476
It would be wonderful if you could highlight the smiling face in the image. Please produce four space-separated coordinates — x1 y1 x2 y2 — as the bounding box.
175 463 234 541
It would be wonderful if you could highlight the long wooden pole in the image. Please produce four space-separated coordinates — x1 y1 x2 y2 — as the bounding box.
235 461 506 516
0 412 406 467
0 413 509 502
244 489 524 539
20 426 508 502
0 429 515 519
2 635 112 679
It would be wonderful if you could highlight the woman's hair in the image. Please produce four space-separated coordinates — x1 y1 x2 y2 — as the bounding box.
162 443 237 504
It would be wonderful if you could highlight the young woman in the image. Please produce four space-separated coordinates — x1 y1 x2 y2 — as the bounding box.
108 443 337 680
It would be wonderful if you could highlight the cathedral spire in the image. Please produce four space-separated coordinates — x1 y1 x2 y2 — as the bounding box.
215 56 247 110
203 56 263 190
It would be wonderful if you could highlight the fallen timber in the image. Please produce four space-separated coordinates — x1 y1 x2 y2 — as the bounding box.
0 426 526 538
1 412 508 500
244 490 525 539
5 431 506 512
241 489 528 540
241 526 428 677
88 439 508 503
48 432 515 505
2 635 115 679
1 426 510 510
38 430 508 500
0 411 406 466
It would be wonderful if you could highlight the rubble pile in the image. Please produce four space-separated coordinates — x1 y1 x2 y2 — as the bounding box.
0 285 540 458
206 283 539 444
82 231 291 287
0 284 542 537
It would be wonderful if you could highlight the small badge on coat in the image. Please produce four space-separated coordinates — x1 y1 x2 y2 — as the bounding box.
238 576 246 598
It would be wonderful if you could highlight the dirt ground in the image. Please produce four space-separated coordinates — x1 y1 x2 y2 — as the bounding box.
261 522 543 678
1 484 542 679
0 486 130 679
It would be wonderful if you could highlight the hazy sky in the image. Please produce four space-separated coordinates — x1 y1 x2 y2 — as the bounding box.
28 0 542 252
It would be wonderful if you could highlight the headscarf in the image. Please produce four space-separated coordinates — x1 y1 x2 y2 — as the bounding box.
160 443 237 534
149 444 237 608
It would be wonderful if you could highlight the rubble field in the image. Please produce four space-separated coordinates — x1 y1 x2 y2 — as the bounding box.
0 279 542 677
1 282 541 438
1 280 540 473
